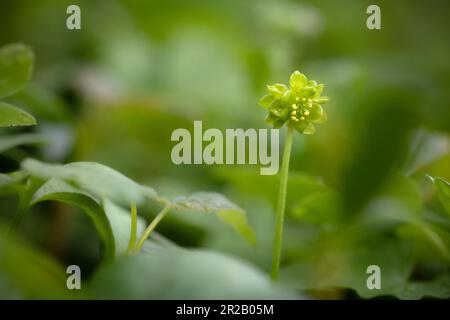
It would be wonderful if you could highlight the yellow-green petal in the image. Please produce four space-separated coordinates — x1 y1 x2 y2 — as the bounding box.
267 84 288 98
259 94 275 109
294 120 316 134
309 103 327 123
266 113 287 128
269 100 289 118
314 96 330 104
302 86 316 98
281 89 296 105
314 84 324 98
303 122 316 134
289 71 307 91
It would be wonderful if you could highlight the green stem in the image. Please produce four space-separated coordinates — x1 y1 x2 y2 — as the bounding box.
271 124 294 280
126 202 138 254
135 204 171 251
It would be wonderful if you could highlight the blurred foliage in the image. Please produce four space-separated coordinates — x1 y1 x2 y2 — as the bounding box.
0 0 450 299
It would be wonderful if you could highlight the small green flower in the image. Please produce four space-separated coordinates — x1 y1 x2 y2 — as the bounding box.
259 71 330 134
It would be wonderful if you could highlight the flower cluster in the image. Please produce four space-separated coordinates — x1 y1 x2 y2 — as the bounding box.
259 71 329 134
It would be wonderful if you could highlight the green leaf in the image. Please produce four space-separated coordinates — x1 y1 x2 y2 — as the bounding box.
0 133 47 153
7 86 72 122
403 131 449 176
430 176 450 216
0 227 79 299
280 236 450 299
30 178 116 259
0 102 36 127
0 44 34 98
0 171 27 196
398 275 450 299
29 178 147 258
214 167 327 216
89 247 296 299
29 179 176 259
21 158 160 206
0 172 20 191
340 88 418 216
0 174 13 188
292 190 341 224
173 192 256 244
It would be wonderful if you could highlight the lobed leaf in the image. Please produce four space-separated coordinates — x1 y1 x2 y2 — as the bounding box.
0 133 47 153
280 236 450 299
0 226 79 299
430 176 450 216
22 158 160 206
0 44 34 99
30 178 116 259
89 247 296 299
30 178 147 258
0 102 36 127
173 192 256 244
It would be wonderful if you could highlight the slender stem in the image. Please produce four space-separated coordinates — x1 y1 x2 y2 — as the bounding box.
271 124 294 280
135 204 171 251
126 202 138 254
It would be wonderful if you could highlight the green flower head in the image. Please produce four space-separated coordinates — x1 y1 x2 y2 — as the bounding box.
259 71 330 134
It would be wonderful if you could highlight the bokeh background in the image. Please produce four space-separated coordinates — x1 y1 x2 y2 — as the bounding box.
0 0 449 299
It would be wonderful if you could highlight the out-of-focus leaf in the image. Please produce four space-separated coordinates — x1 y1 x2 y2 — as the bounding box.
89 247 297 299
173 192 242 212
29 178 147 258
403 130 450 176
341 87 419 216
7 86 72 122
214 167 327 215
30 178 116 259
21 158 160 206
280 236 449 299
373 174 423 214
0 171 28 195
0 44 33 98
399 275 450 299
0 227 78 299
0 174 13 188
292 190 341 224
173 192 255 244
0 102 36 127
0 133 47 153
360 196 450 262
430 176 450 216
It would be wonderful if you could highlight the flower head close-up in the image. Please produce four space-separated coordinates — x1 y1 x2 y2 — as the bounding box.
260 71 330 134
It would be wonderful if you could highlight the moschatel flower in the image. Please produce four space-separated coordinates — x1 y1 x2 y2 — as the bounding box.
259 71 329 134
